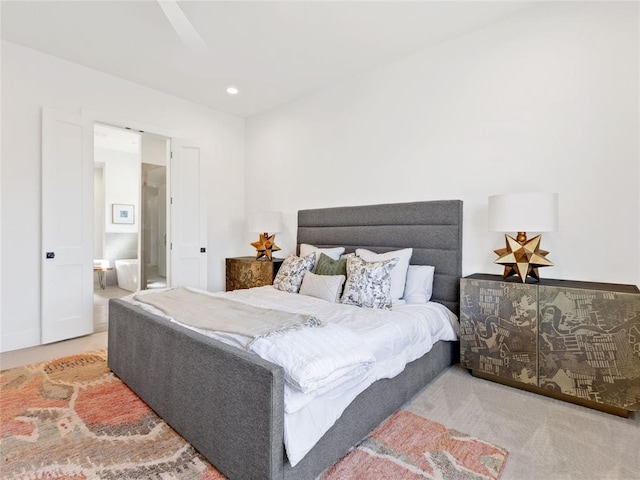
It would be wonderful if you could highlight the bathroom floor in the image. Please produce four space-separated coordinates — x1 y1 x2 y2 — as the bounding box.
146 265 167 289
93 285 130 333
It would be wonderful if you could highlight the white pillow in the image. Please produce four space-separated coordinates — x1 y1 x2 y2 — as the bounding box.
299 271 346 303
273 253 316 293
341 255 398 310
403 265 436 303
355 248 412 301
300 244 345 269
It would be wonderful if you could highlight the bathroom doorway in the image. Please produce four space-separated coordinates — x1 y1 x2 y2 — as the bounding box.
92 124 170 332
140 134 169 290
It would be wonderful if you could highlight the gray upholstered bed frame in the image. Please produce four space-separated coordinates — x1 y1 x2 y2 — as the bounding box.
108 200 462 480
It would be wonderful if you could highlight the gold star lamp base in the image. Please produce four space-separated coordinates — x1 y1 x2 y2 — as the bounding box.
494 232 553 283
251 232 281 260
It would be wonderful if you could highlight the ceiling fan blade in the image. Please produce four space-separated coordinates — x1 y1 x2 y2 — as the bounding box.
157 0 208 53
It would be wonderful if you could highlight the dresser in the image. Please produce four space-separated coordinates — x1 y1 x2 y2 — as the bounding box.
460 274 640 416
225 257 283 291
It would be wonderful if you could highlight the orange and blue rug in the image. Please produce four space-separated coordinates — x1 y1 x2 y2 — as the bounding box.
1 351 507 479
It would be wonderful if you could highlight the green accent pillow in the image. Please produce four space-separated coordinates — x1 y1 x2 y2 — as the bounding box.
315 253 347 276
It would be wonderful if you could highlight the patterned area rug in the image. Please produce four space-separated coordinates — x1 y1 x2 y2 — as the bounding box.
1 351 508 479
323 411 508 479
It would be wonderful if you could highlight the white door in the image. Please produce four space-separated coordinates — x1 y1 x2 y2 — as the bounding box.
41 108 93 344
170 140 207 289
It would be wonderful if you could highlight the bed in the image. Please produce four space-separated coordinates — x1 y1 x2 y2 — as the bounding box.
107 199 463 480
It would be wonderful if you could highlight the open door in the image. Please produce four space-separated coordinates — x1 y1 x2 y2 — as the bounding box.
170 139 207 290
41 108 94 343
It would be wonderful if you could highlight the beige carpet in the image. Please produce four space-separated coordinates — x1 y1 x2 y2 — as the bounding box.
407 365 640 480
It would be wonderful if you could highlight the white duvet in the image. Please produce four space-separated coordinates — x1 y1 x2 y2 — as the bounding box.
127 286 458 466
250 322 375 394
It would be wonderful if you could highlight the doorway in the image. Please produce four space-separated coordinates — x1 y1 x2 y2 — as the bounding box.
140 133 170 290
41 108 207 346
92 124 170 332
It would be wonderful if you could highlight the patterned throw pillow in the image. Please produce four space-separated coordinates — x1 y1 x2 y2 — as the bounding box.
299 271 346 303
355 248 413 301
315 253 347 277
273 253 316 293
341 255 398 310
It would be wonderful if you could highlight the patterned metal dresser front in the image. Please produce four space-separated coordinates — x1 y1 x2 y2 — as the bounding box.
225 257 283 291
538 286 640 411
460 277 538 386
460 274 640 415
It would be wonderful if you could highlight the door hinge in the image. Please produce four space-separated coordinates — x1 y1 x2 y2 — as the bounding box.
170 243 173 250
170 151 173 159
170 197 173 205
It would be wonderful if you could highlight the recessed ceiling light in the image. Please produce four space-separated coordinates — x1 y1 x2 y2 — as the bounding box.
226 86 239 95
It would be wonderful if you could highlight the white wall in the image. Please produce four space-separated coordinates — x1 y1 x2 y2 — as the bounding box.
142 134 168 167
96 147 140 234
246 2 639 287
1 41 245 352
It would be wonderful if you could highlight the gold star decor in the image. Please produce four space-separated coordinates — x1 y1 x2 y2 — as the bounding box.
251 233 281 260
494 234 553 283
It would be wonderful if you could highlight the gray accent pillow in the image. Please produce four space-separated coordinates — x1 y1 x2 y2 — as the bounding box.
273 253 316 293
341 255 398 310
299 271 346 303
315 253 347 277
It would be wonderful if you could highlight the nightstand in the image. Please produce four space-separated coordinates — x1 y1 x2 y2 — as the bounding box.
460 273 640 416
225 257 284 291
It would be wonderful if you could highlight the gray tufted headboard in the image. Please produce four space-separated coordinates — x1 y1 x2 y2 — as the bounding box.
297 200 463 314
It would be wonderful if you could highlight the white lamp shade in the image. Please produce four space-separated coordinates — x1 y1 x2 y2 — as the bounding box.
247 211 282 233
488 192 558 233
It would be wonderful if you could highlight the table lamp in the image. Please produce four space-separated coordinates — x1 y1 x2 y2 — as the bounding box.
248 211 282 260
488 192 558 282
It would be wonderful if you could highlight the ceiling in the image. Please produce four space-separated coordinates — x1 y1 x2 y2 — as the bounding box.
1 1 534 118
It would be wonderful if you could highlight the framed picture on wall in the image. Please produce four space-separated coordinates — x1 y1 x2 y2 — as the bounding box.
112 204 135 224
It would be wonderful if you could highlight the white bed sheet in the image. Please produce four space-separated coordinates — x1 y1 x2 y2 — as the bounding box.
126 286 458 466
